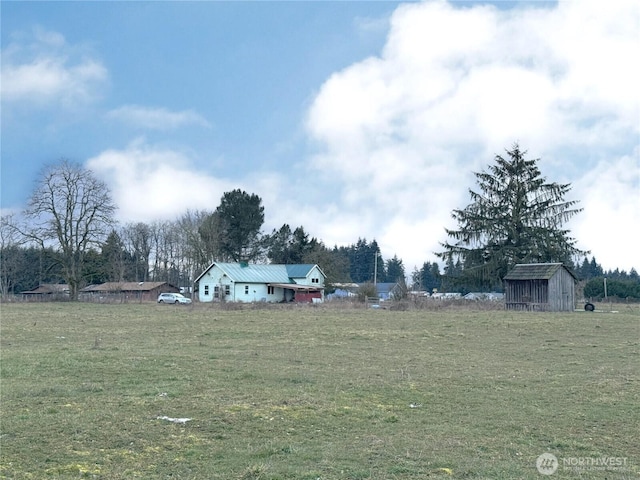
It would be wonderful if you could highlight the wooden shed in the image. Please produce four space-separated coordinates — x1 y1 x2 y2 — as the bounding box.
80 282 179 302
503 263 577 312
20 284 70 301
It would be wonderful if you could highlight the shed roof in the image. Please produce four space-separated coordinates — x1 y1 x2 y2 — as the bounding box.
503 263 577 281
374 282 400 295
81 282 173 292
21 284 69 294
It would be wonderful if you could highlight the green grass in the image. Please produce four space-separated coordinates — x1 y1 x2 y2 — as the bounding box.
1 302 638 479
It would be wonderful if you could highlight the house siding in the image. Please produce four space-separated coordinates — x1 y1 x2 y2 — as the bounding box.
197 263 322 303
198 264 233 302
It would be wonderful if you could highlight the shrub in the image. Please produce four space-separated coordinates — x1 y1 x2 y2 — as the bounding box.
357 282 378 303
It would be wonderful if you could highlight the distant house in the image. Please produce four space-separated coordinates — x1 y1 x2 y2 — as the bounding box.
80 282 179 302
432 292 462 300
327 283 359 300
21 284 70 300
464 292 504 301
374 282 403 300
503 263 577 311
194 262 325 303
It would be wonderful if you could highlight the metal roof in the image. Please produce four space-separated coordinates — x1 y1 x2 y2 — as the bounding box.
503 263 576 281
374 282 400 294
214 263 292 283
197 262 322 284
285 264 318 278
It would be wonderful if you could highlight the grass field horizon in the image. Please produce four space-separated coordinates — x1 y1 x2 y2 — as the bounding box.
1 302 638 479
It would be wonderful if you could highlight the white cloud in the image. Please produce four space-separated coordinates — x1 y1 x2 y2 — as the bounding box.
39 0 637 274
1 27 108 106
86 140 235 224
106 105 211 130
571 152 640 272
304 0 640 272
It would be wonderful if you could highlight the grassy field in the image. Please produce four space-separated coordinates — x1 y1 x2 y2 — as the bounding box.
0 301 638 479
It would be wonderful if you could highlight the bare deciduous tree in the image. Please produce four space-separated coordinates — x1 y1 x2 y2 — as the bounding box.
122 222 152 282
177 209 214 279
23 160 116 300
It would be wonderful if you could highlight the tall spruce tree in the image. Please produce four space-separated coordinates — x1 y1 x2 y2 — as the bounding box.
437 144 586 290
385 255 405 283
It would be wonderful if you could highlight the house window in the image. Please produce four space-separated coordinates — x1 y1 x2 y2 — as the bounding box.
214 286 219 299
268 286 275 295
225 285 230 296
204 285 209 296
245 285 249 295
312 278 319 283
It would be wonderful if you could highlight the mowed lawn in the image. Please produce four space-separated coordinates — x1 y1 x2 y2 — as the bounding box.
0 302 638 479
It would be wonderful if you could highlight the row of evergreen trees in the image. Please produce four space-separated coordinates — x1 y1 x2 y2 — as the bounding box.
412 257 639 297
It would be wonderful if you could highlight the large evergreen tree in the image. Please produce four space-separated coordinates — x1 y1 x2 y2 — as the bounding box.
338 238 384 283
437 144 586 290
412 262 442 293
265 224 317 264
384 255 405 283
214 189 264 262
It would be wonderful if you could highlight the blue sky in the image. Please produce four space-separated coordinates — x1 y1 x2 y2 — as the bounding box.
2 0 639 272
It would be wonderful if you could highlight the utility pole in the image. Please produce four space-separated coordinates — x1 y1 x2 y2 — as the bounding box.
374 252 378 285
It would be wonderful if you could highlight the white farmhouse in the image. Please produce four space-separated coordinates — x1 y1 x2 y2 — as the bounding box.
194 262 326 303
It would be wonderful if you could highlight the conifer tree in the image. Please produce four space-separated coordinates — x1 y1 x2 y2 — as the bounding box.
437 144 586 290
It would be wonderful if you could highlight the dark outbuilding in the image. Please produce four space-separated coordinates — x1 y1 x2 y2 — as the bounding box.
80 282 179 302
503 263 577 312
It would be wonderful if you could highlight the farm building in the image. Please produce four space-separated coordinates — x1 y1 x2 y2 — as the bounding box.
375 282 403 301
20 283 70 301
503 263 577 311
80 282 179 302
326 283 359 300
195 262 325 303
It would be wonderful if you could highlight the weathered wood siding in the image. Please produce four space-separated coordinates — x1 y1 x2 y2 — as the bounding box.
505 279 549 311
547 267 575 311
505 266 575 312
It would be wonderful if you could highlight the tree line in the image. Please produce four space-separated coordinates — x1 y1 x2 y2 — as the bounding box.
2 146 637 300
410 257 639 298
0 215 406 298
0 162 407 298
